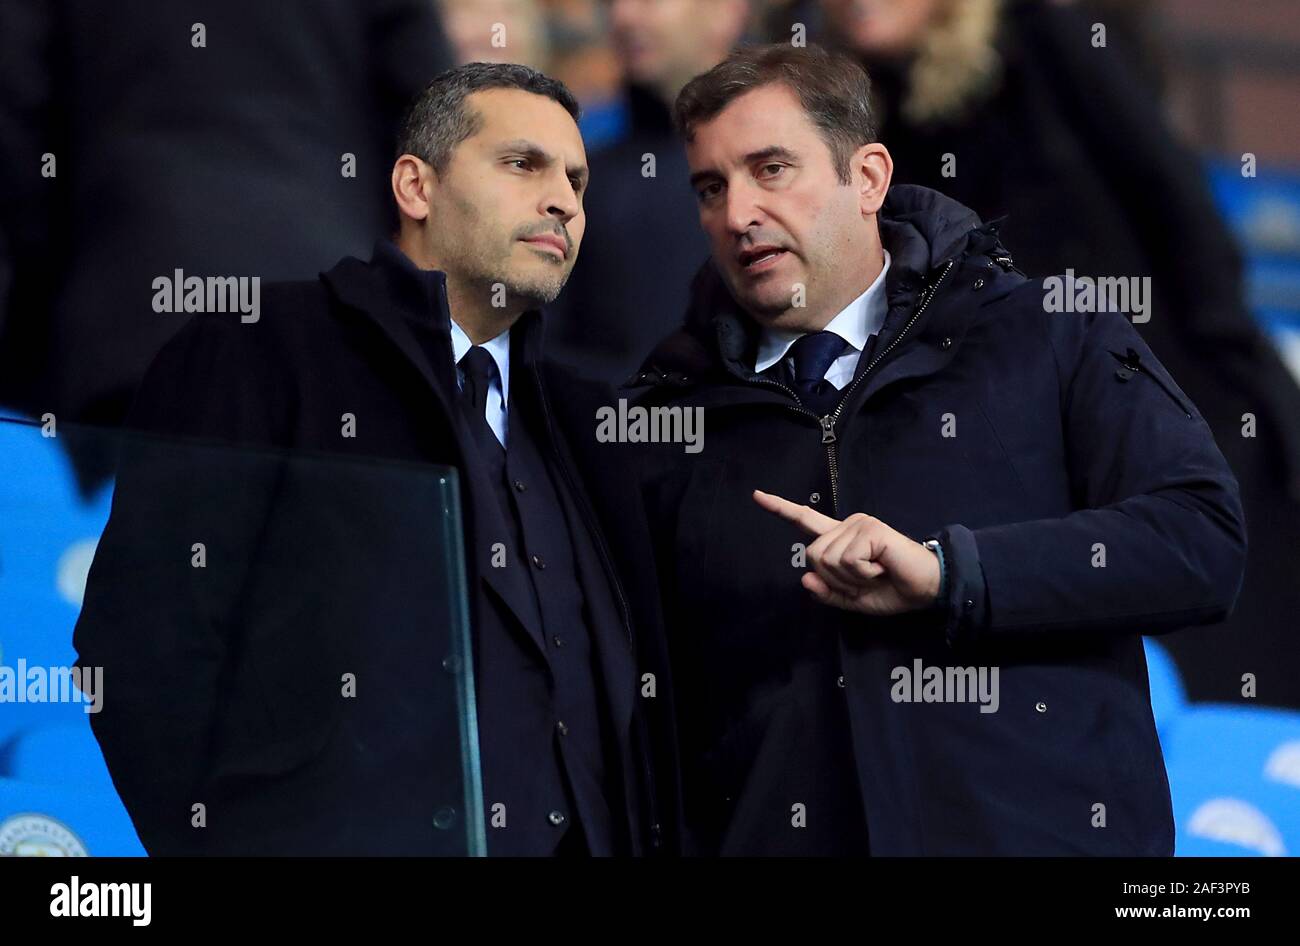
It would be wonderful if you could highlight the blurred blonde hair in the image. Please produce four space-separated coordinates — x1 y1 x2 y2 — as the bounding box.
902 0 1004 126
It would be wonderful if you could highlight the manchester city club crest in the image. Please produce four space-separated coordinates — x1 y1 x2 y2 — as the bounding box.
0 814 89 857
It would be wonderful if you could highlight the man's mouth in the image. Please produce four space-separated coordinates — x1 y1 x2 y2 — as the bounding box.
522 234 567 258
737 245 788 272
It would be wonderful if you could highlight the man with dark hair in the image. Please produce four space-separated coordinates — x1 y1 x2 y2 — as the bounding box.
397 61 581 174
629 43 1246 855
74 62 670 857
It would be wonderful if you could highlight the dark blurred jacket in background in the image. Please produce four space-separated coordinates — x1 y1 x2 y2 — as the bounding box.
0 0 452 462
545 82 711 386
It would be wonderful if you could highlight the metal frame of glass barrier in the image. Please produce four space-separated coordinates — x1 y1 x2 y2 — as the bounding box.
436 470 486 857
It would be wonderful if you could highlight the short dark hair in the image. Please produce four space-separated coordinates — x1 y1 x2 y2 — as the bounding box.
396 62 581 173
674 44 877 185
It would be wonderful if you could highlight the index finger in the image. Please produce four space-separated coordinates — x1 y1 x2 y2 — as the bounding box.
752 489 840 536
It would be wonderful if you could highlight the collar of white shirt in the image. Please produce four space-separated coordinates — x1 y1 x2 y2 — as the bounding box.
754 248 892 387
449 319 511 407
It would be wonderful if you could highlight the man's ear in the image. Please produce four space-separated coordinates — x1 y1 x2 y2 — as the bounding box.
856 143 893 217
392 154 434 223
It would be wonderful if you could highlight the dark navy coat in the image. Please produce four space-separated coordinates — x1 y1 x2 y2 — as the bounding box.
628 185 1247 855
72 243 673 856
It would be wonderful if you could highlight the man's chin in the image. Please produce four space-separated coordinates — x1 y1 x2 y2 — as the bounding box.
723 267 804 320
734 289 798 325
500 272 567 308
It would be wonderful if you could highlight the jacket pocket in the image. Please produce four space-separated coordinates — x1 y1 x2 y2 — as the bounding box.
209 718 338 784
209 630 345 785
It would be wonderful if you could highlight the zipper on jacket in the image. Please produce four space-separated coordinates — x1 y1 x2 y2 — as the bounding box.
531 365 663 854
818 259 955 514
745 260 956 515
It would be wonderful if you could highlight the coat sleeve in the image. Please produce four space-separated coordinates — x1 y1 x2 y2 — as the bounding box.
935 285 1248 647
71 312 288 854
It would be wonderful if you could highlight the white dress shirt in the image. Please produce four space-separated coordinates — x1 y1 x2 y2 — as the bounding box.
755 249 892 389
450 319 511 447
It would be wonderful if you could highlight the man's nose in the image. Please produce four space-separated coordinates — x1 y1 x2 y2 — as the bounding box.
723 179 763 236
543 170 580 224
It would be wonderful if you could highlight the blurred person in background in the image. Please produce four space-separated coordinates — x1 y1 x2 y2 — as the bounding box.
439 0 551 68
544 0 625 129
785 0 1300 708
0 0 453 490
546 0 751 384
440 1 632 187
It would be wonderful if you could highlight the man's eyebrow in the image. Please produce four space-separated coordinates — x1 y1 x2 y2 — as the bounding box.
688 146 801 189
497 139 588 184
744 145 799 165
496 139 553 164
689 167 721 190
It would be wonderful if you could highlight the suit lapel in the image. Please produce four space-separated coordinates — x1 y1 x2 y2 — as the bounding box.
321 252 550 658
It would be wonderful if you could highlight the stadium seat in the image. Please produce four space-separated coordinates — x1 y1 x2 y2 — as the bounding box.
1163 705 1300 856
0 417 113 746
1142 637 1186 742
0 776 145 856
2 720 116 790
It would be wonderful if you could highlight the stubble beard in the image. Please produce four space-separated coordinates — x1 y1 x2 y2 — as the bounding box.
499 251 569 307
447 193 570 308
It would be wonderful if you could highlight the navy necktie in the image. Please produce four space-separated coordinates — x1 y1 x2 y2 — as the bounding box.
458 345 504 456
459 346 496 412
787 330 849 416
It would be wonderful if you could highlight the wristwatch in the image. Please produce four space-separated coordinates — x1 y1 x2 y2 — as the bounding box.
921 536 947 608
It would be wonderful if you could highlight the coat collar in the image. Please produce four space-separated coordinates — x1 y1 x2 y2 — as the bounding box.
322 240 549 395
322 240 457 405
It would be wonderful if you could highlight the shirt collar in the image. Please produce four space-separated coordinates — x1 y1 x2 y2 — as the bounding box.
755 248 892 374
451 319 511 406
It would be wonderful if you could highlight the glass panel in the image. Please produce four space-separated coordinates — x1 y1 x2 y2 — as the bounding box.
0 415 483 856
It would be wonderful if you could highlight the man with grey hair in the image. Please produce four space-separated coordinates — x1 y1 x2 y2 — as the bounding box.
75 62 671 857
